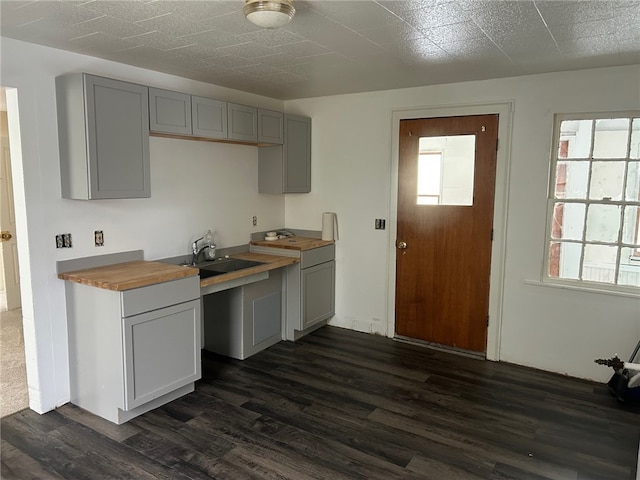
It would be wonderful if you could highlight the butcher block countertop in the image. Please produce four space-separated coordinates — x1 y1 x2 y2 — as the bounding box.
251 236 334 251
199 253 298 288
58 253 299 291
58 260 198 291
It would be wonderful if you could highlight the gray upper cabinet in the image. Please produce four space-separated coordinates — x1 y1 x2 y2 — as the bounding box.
257 108 283 144
258 114 311 194
56 73 150 199
228 103 258 142
149 87 192 135
192 96 227 139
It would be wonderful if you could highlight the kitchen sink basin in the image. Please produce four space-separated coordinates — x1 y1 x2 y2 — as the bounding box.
196 258 264 279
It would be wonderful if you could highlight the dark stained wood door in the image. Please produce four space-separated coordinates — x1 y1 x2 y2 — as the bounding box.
395 114 499 353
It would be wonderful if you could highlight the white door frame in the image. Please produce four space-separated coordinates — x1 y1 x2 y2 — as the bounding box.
387 101 514 361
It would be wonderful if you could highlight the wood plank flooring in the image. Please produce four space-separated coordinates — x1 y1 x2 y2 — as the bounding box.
2 326 639 479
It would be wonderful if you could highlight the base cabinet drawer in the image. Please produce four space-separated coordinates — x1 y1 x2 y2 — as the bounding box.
123 299 201 410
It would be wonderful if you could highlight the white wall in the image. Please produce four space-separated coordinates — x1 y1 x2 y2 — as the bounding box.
285 65 640 381
0 38 285 412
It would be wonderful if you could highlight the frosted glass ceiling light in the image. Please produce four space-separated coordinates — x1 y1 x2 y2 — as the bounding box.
243 0 295 29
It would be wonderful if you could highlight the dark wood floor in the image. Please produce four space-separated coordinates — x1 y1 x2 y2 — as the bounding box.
2 326 639 480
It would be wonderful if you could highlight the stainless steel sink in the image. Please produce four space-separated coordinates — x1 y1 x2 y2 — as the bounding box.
196 258 264 279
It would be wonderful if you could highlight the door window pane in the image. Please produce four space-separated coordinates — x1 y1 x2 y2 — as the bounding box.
619 248 640 287
417 152 441 205
417 135 475 206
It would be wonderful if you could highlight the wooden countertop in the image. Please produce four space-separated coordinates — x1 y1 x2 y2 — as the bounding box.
251 236 334 251
58 260 198 291
199 253 298 288
58 253 299 291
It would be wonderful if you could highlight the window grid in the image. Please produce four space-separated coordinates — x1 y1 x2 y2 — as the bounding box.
545 112 640 291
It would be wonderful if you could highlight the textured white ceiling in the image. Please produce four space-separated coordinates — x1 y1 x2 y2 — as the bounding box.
1 0 639 99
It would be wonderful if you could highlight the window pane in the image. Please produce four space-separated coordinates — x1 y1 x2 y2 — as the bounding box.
626 161 640 201
619 247 640 287
631 118 640 159
551 202 585 240
593 118 630 159
548 241 581 279
556 161 589 199
560 120 592 158
582 244 618 284
622 206 640 245
585 204 620 243
418 135 475 206
589 161 625 200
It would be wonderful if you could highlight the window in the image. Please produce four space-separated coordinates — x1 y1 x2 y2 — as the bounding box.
416 135 476 206
545 112 640 291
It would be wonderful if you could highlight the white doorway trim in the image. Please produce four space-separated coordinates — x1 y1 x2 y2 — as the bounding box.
387 101 514 361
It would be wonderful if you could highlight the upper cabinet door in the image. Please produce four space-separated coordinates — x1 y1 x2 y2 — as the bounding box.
57 74 150 199
228 103 257 142
257 109 284 144
283 114 311 193
149 88 192 135
192 96 227 139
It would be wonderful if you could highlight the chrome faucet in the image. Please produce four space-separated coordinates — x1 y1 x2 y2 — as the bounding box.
191 236 210 265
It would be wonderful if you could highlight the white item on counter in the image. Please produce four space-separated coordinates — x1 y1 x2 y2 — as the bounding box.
322 212 339 241
265 236 278 241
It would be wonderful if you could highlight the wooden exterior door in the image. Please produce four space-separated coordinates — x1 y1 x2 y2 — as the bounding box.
395 114 498 353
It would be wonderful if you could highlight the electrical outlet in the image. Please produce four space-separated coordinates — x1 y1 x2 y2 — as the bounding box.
94 230 104 247
375 219 386 230
56 233 72 248
252 215 257 226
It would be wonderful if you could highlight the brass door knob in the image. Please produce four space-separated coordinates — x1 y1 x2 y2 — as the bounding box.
397 241 407 250
0 231 12 241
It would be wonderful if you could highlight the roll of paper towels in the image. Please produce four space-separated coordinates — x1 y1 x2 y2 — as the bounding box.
322 212 339 241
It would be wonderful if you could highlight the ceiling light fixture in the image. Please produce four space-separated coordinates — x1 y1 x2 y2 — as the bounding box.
243 0 295 29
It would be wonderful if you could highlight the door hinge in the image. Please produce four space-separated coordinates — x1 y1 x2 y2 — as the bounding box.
491 229 494 241
487 315 490 326
496 138 499 151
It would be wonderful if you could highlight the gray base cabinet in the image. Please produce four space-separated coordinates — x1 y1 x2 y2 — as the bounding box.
65 276 201 424
56 73 150 199
250 244 335 340
258 114 311 194
285 245 335 340
203 269 282 360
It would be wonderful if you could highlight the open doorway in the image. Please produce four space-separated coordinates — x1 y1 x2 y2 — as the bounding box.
0 86 28 417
